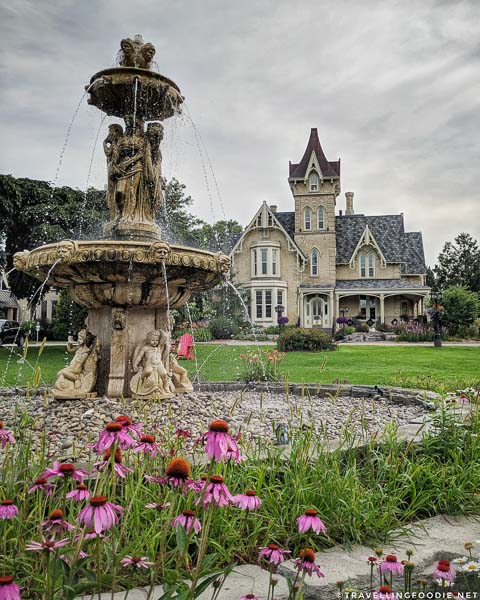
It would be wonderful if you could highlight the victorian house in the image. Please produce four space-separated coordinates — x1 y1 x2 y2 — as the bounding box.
229 128 429 329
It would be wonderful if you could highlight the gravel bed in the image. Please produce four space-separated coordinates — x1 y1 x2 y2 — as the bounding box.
0 390 428 460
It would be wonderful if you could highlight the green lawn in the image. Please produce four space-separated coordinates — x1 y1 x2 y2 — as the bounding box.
1 344 479 392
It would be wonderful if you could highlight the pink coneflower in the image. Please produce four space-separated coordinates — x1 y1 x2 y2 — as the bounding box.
171 509 202 534
134 434 161 458
294 548 325 578
296 509 327 535
120 555 154 569
42 461 89 483
78 496 123 534
198 420 241 462
42 509 75 534
433 559 456 582
93 422 135 453
232 489 262 511
145 502 171 511
145 457 193 490
175 428 192 438
66 483 90 502
379 555 404 577
373 585 399 600
0 575 20 599
198 475 233 508
238 595 262 600
0 500 18 520
258 543 291 565
114 415 143 437
368 556 378 564
0 422 15 448
28 477 54 495
26 537 69 552
94 448 133 479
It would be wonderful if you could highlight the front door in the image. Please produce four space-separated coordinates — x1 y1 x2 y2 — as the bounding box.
304 295 328 328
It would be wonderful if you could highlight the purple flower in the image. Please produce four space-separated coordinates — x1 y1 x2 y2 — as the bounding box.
0 422 15 448
93 422 135 454
433 560 456 583
379 555 404 577
145 457 194 491
196 475 233 508
258 544 291 565
296 509 327 535
78 496 123 534
294 548 325 578
0 500 18 520
133 434 162 458
28 477 54 496
114 415 143 437
66 484 91 502
0 575 20 599
26 537 69 552
94 448 133 479
197 420 241 462
42 509 75 534
145 502 171 511
171 510 202 535
41 461 89 483
373 586 399 599
238 596 262 600
120 555 154 569
232 490 262 511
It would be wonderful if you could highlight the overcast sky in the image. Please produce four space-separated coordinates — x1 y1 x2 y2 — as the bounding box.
1 0 479 265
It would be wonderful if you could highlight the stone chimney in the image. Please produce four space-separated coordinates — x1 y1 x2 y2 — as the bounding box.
345 192 354 215
269 205 277 213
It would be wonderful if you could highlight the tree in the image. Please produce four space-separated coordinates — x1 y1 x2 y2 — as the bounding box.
0 175 108 298
440 286 480 336
158 178 204 245
434 233 480 293
191 220 243 252
50 290 88 340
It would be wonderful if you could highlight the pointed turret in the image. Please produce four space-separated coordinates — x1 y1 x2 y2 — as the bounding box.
288 128 340 181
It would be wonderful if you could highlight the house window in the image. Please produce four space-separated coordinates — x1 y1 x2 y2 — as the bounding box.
311 249 319 276
304 208 312 231
261 249 268 275
254 289 273 320
272 249 278 275
256 291 263 319
309 172 319 192
277 290 283 306
359 295 367 318
318 206 326 230
267 213 273 226
252 249 258 276
359 252 376 278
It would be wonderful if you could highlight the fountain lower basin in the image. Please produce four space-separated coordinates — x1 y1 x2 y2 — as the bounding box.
14 240 230 398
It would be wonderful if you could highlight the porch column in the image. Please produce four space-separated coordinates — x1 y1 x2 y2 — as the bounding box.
329 290 334 328
335 293 340 322
413 300 418 317
380 293 385 324
298 292 303 327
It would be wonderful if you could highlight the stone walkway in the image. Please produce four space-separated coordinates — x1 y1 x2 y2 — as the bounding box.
76 514 479 599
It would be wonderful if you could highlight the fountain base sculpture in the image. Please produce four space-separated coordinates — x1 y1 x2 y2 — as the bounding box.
13 36 231 400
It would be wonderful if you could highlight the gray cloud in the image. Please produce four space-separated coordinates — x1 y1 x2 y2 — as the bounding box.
1 0 479 264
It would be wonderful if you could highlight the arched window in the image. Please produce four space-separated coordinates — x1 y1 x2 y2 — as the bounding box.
317 206 326 230
359 252 376 278
304 207 312 231
311 249 319 276
309 172 319 192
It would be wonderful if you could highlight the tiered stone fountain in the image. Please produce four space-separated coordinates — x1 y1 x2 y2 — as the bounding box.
13 36 230 400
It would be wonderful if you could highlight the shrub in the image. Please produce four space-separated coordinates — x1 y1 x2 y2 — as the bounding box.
354 322 369 333
277 328 337 352
173 327 212 342
440 286 480 335
238 348 286 382
209 317 239 339
264 325 279 334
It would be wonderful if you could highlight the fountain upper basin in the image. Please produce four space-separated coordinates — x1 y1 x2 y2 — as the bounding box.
13 240 230 309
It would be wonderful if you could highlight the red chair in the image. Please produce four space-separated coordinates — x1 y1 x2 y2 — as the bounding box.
177 333 195 360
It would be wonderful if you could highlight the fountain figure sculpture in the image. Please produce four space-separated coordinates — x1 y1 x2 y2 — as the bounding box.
14 37 230 400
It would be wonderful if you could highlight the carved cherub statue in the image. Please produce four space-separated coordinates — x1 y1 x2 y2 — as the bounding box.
116 36 157 71
130 330 173 398
53 330 101 399
169 341 193 393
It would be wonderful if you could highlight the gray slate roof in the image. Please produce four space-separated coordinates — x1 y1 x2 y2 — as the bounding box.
276 212 295 238
335 214 426 274
0 290 19 308
336 279 430 290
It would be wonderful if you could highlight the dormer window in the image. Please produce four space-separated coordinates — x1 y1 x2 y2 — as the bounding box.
318 206 326 230
309 172 319 192
359 252 376 278
304 207 312 231
311 249 319 276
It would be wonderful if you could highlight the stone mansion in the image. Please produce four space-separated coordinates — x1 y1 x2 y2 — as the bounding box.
229 128 430 329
